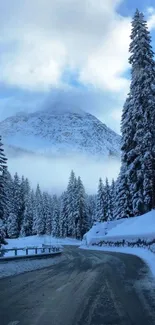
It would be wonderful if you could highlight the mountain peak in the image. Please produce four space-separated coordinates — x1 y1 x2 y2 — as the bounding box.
0 108 121 159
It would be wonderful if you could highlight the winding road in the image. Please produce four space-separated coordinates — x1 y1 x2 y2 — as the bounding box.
0 246 155 325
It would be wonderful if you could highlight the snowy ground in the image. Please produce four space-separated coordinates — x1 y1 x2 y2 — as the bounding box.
82 210 155 277
5 235 81 251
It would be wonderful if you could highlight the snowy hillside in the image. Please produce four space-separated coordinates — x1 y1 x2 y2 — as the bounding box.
0 108 121 159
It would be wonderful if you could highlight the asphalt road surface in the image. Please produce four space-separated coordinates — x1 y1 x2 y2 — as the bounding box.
0 246 155 325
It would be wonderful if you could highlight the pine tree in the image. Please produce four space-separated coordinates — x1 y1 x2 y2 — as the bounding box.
86 194 97 226
2 170 14 235
33 184 45 235
76 177 89 239
13 173 21 234
119 9 155 216
110 179 116 220
59 192 68 237
43 192 53 235
104 178 113 221
0 136 7 221
18 176 31 232
20 193 33 237
114 168 132 219
7 213 18 238
0 227 7 247
96 178 105 222
52 195 60 237
66 170 77 237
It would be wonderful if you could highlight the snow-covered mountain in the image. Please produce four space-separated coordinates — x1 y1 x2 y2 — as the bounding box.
0 108 121 159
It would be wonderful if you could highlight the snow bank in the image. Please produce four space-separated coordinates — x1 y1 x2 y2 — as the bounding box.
83 218 128 245
82 210 155 276
83 210 155 246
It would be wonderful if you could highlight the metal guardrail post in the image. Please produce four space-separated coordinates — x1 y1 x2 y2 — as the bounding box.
15 249 17 256
26 249 28 256
35 248 38 254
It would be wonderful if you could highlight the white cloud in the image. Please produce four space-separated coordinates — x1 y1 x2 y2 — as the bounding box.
147 7 155 29
0 0 130 94
79 17 131 93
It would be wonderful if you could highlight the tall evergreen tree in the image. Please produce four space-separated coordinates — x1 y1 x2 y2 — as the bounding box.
96 178 105 222
114 168 132 219
20 192 33 237
86 194 97 226
13 173 21 234
66 170 77 237
104 178 113 221
33 184 45 235
52 195 60 237
43 192 53 235
119 9 155 217
19 176 31 232
7 213 18 238
59 192 68 237
0 136 7 221
2 170 14 232
109 179 116 221
76 177 89 239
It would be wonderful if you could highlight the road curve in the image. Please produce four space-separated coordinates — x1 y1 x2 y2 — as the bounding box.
0 246 155 325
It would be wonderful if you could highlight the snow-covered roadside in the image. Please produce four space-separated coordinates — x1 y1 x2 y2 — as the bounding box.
81 211 155 277
0 235 81 278
0 254 64 279
5 235 81 249
81 245 155 277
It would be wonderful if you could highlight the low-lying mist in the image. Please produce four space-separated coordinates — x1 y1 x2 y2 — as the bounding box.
7 153 121 194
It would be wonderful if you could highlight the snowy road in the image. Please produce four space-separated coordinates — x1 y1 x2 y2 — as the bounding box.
0 246 155 325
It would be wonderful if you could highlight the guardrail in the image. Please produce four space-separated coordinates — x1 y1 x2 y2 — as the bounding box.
0 245 62 259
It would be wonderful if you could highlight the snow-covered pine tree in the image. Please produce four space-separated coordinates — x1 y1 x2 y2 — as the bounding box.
7 213 18 238
20 192 33 237
52 195 60 237
43 192 53 235
76 177 89 239
96 178 105 222
110 179 116 221
86 194 97 226
0 227 7 247
0 136 7 222
66 170 77 237
18 176 31 233
33 184 45 235
119 9 155 216
114 167 132 219
1 169 14 235
104 178 113 221
59 192 68 237
13 173 22 234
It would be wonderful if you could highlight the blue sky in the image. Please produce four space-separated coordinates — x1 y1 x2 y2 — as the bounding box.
0 0 155 133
